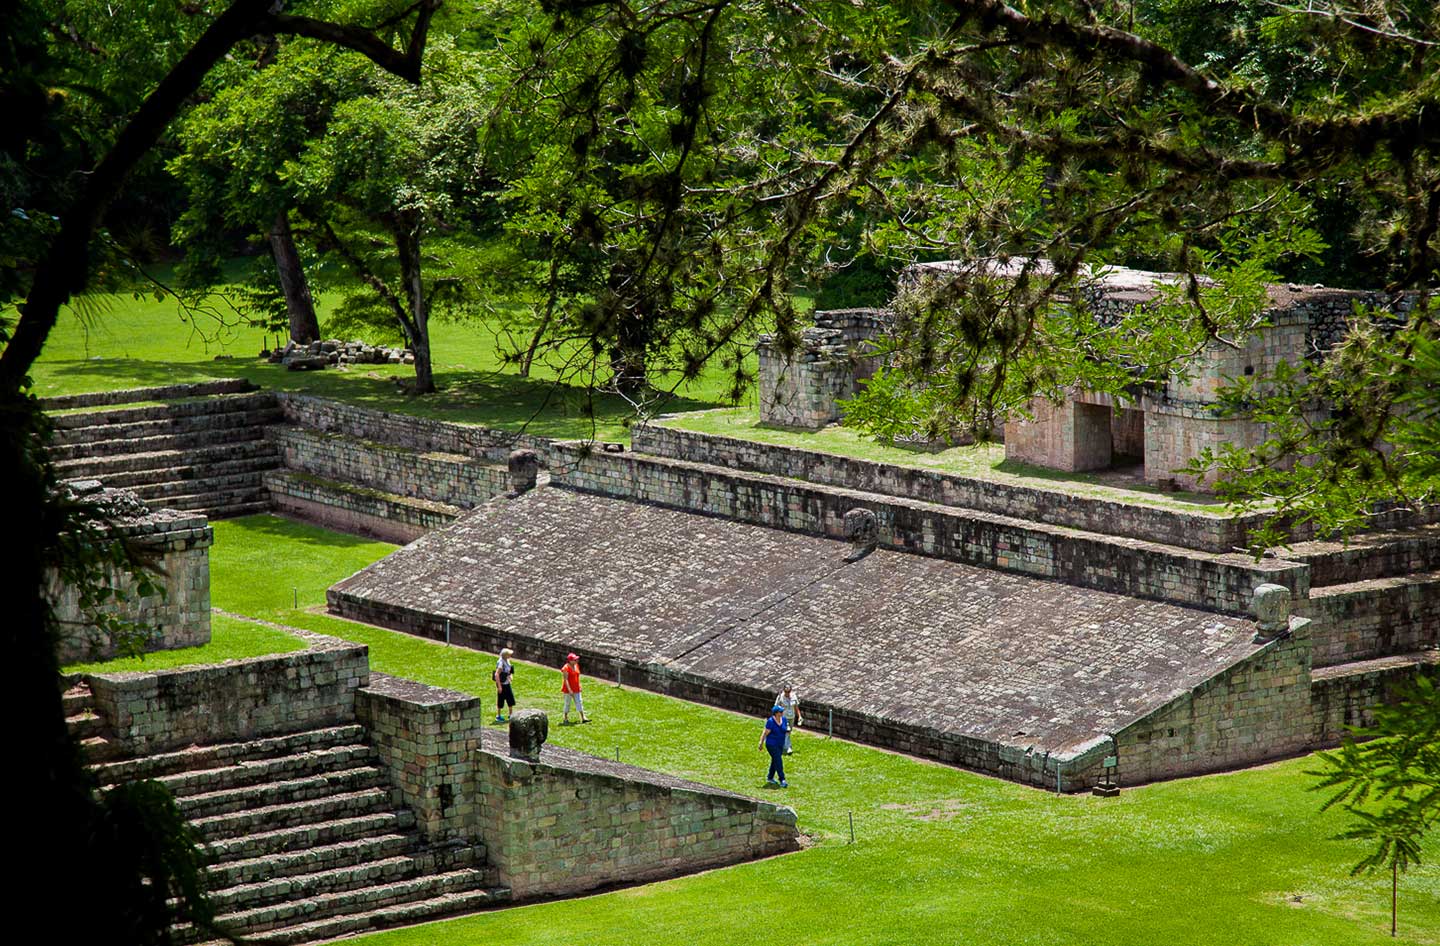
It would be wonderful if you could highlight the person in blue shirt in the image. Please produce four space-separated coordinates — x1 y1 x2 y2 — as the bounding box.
758 705 790 787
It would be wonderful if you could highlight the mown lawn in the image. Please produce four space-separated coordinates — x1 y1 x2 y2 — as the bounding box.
28 277 749 440
135 515 1435 946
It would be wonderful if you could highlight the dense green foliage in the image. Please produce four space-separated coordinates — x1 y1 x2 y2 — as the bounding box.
8 1 1440 940
1311 672 1440 934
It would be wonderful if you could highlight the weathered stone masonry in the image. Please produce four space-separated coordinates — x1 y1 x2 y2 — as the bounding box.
48 503 213 665
636 421 1265 553
357 673 486 844
86 640 369 756
476 744 798 899
546 441 1306 617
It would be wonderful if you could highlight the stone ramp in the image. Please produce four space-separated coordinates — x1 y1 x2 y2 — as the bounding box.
330 487 1267 784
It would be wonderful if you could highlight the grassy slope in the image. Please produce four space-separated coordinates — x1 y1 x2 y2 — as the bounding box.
29 281 745 440
185 515 1439 946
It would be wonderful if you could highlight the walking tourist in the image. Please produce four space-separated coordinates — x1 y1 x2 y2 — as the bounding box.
560 652 590 724
775 683 803 754
758 705 790 787
494 647 516 722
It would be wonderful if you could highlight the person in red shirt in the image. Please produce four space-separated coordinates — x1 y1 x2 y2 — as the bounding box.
560 653 590 724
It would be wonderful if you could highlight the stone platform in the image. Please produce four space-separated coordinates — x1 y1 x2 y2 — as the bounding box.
329 487 1296 789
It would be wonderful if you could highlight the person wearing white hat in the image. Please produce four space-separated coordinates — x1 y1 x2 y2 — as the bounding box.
493 647 516 723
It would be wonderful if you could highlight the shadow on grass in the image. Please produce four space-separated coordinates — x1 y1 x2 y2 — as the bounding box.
40 356 733 441
226 513 396 551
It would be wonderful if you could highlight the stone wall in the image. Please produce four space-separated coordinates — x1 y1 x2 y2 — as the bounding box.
1103 619 1315 786
1007 398 1117 472
475 745 798 899
268 426 511 510
1310 657 1433 744
39 378 254 411
1308 574 1440 667
634 422 1263 553
756 309 889 429
85 641 369 755
49 508 214 665
274 392 550 462
549 444 1307 615
265 470 459 544
357 674 485 844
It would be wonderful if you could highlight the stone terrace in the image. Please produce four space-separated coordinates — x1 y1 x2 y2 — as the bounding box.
330 487 1263 780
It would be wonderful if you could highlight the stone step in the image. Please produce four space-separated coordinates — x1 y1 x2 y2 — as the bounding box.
205 833 416 889
50 391 278 431
201 868 493 942
204 499 275 521
1285 523 1440 587
1310 649 1439 683
190 787 399 843
178 766 390 820
136 744 376 799
61 685 93 716
91 725 369 785
130 470 271 502
50 405 282 449
144 485 270 516
50 421 276 461
206 854 435 915
54 439 281 479
196 885 507 946
96 453 283 491
79 735 126 764
203 810 417 865
66 711 107 741
1307 569 1440 668
40 379 256 412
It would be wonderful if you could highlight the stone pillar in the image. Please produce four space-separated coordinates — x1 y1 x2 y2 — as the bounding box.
1252 583 1292 643
509 709 548 762
508 449 540 494
843 508 878 562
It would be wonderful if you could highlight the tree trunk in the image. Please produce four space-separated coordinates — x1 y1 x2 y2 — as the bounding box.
268 211 320 343
393 213 434 394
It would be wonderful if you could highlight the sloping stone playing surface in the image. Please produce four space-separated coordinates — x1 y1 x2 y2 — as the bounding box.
333 488 1261 756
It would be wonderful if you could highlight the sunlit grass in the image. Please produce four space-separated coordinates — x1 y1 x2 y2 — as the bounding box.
185 514 1440 946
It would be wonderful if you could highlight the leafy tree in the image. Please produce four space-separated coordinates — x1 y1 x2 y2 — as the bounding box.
685 0 1439 539
491 0 909 407
1 1 441 939
1310 672 1440 937
173 38 493 392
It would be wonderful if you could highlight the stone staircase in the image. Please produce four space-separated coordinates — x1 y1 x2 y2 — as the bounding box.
45 381 282 519
62 682 508 944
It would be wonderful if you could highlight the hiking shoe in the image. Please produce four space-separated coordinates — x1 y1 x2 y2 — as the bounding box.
780 780 788 788
494 715 507 723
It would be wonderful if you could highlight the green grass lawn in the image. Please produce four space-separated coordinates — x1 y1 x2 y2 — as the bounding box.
662 406 1232 513
28 275 746 440
61 612 304 674
188 514 1439 945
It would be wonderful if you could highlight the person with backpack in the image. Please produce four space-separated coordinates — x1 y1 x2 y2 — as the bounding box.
493 647 516 723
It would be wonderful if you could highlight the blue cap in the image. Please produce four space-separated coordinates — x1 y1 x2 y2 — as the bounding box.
771 705 784 713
